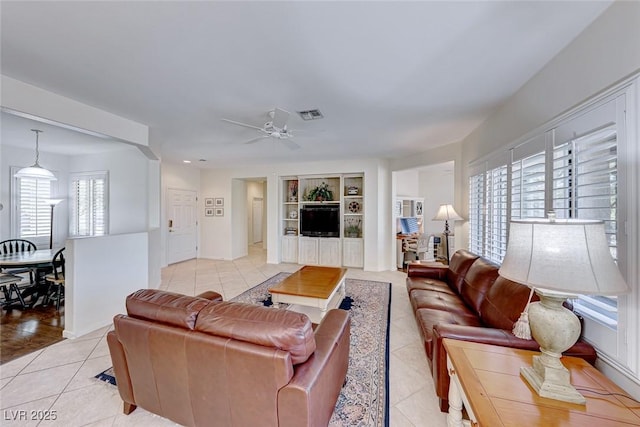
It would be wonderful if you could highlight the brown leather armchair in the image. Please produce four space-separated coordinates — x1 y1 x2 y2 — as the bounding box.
107 289 350 427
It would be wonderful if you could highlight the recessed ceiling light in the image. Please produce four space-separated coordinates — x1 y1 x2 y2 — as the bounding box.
183 160 191 164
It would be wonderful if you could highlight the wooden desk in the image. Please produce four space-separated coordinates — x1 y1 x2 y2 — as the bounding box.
269 265 346 323
444 339 640 427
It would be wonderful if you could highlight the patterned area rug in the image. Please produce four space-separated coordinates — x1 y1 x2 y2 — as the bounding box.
97 273 391 426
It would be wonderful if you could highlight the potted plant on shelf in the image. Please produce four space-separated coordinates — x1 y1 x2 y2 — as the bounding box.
345 218 361 238
306 182 333 201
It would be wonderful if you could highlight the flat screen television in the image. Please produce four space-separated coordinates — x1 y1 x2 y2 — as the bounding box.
300 205 340 237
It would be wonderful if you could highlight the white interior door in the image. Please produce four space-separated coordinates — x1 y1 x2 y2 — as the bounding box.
167 189 197 264
252 198 263 244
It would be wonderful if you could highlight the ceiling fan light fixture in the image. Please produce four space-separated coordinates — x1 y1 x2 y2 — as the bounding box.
14 129 57 181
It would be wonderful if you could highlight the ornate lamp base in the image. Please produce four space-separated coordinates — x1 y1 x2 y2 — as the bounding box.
521 355 586 404
522 289 586 405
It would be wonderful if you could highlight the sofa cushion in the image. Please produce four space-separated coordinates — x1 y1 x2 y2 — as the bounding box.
406 278 456 296
479 276 539 330
126 289 213 330
415 308 482 360
410 290 475 316
445 250 480 294
195 301 316 364
459 258 500 315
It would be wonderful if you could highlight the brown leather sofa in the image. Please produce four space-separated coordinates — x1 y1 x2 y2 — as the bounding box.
107 289 350 427
406 249 598 412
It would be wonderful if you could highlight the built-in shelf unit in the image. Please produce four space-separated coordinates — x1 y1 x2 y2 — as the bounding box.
281 174 364 268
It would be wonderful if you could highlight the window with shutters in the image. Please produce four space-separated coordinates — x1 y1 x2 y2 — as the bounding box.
553 124 619 327
468 173 484 256
485 165 508 263
70 172 108 237
511 151 546 220
11 168 55 245
468 92 629 333
468 164 508 264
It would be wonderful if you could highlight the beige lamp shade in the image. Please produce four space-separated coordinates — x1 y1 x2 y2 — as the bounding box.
432 204 462 221
499 219 629 295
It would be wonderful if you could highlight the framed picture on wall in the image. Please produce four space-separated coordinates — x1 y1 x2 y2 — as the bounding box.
205 198 215 207
214 198 224 207
215 208 224 216
205 208 214 216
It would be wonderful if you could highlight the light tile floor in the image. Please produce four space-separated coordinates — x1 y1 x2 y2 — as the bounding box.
0 245 447 426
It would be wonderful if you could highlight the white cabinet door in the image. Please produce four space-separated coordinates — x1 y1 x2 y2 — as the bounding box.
281 236 298 263
343 238 364 268
298 237 319 265
319 238 341 267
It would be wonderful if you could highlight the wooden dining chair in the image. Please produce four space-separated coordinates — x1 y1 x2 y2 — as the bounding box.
0 239 37 284
44 247 65 310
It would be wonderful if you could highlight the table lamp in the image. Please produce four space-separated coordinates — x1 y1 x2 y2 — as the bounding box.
432 204 462 262
499 216 629 404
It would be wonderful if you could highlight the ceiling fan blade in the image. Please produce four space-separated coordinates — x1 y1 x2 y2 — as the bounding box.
221 118 264 131
272 108 290 130
281 139 300 150
243 136 270 144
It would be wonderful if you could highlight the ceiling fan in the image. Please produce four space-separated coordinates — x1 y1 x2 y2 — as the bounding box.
221 108 301 150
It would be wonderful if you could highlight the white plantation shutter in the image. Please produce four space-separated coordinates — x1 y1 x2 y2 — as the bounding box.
468 163 508 264
16 176 52 239
511 151 546 220
468 173 484 256
70 172 108 237
553 123 619 326
485 165 508 263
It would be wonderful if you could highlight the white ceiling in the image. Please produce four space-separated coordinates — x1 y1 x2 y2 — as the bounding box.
0 1 612 168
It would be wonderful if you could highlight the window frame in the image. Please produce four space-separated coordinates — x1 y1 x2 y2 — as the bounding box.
466 81 636 371
69 171 109 237
10 166 58 248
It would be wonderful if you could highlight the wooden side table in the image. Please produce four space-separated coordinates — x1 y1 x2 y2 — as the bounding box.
444 339 640 426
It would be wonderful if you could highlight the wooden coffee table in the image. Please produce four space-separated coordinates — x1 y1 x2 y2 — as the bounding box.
269 266 347 323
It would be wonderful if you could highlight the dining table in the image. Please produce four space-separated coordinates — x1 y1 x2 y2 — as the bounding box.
0 249 57 308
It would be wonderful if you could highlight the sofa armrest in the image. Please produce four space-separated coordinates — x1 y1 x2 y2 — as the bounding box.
406 261 448 279
195 290 223 302
277 309 351 427
107 327 137 414
431 324 597 409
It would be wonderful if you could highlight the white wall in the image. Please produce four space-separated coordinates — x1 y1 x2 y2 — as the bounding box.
69 146 150 234
419 162 456 236
199 158 392 271
65 232 149 338
395 169 420 197
1 76 150 149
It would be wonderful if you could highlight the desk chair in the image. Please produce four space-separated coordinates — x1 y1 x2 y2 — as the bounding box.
416 234 435 261
44 247 65 310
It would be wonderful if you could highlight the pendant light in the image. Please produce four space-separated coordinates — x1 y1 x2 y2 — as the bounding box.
14 129 57 180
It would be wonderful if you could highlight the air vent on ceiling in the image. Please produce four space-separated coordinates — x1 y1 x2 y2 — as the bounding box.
297 109 323 120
